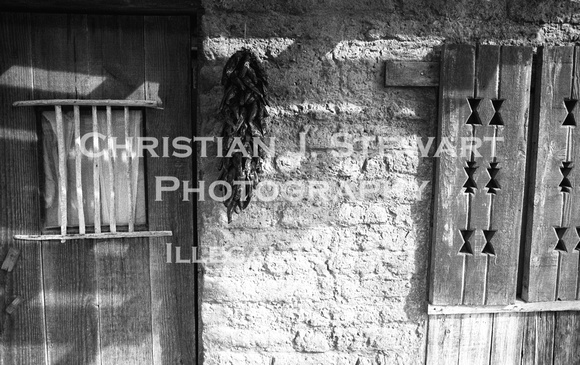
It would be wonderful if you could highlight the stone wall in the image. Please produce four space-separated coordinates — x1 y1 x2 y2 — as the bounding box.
197 1 580 364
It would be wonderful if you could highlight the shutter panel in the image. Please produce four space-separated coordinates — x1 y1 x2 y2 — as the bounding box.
431 45 533 305
522 46 580 302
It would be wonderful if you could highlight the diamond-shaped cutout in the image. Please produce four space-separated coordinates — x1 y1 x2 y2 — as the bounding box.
466 98 483 125
560 161 573 193
575 227 580 251
463 161 478 194
482 230 496 256
554 227 568 253
459 229 475 255
489 99 505 126
563 98 577 126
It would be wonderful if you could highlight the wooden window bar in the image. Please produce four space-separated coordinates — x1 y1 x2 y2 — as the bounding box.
13 99 170 241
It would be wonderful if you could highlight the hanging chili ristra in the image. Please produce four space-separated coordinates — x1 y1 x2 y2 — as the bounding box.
218 48 270 223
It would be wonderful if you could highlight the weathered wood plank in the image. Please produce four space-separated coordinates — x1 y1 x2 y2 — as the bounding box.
457 314 493 365
145 15 196 364
0 0 200 13
32 13 101 365
553 312 580 364
521 312 555 364
485 46 533 305
558 46 580 301
426 315 461 365
14 99 162 108
384 60 439 87
84 14 155 365
489 313 524 364
523 46 574 302
15 231 172 241
429 298 580 315
430 44 475 305
464 44 499 306
1 248 20 273
0 12 47 365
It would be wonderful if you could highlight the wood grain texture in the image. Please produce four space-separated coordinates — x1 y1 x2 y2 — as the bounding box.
0 12 47 365
15 231 172 241
457 314 493 365
426 315 461 365
430 44 475 305
425 312 580 365
0 0 200 13
521 312 555 364
559 46 580 301
144 16 196 365
485 46 533 305
464 45 499 306
429 298 580 315
14 99 162 108
82 14 155 365
384 60 439 87
523 47 574 302
553 312 580 365
31 13 101 365
489 313 524 364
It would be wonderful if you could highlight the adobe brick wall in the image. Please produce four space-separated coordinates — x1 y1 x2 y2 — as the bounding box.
197 1 580 364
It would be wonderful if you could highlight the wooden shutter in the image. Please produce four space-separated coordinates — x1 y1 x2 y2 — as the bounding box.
522 46 580 302
430 45 533 306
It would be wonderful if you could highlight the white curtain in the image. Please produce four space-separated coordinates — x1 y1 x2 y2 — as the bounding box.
42 109 147 229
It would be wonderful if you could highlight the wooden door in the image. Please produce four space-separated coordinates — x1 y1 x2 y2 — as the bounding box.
0 12 196 364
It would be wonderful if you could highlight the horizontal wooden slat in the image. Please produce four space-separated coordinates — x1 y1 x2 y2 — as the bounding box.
0 1 200 14
13 231 172 241
384 60 439 87
13 99 162 109
429 299 580 315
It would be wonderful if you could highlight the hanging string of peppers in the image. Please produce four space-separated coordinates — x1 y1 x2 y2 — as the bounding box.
218 48 270 223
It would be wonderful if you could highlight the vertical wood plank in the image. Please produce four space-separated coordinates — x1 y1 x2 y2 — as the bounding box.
0 12 47 365
431 44 475 305
489 313 524 364
145 15 196 364
553 312 580 365
521 312 555 364
73 105 85 234
31 13 100 365
81 14 154 365
457 314 493 365
485 46 533 305
464 45 499 305
426 315 461 365
558 46 580 301
523 46 574 302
